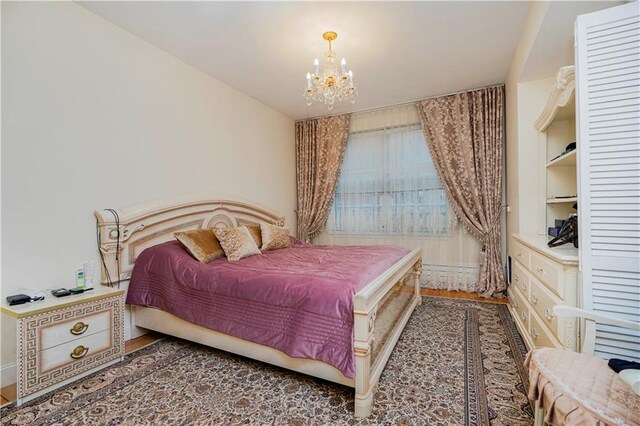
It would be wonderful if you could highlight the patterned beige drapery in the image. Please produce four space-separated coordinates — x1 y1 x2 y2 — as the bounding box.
295 114 351 242
416 86 506 298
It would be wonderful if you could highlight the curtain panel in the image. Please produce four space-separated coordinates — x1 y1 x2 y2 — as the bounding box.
416 86 506 298
295 114 351 241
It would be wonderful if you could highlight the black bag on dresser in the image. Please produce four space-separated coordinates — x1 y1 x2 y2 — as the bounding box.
548 214 578 248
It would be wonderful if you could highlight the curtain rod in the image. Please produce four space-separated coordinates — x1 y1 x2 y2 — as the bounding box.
298 83 505 122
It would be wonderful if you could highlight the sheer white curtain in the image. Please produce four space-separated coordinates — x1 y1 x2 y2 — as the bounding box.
315 105 482 291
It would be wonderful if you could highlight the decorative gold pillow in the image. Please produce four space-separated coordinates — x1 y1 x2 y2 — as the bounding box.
260 223 292 252
245 224 263 248
214 226 262 262
174 228 224 263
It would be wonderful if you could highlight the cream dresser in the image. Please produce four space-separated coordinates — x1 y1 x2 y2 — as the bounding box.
1 286 124 405
508 234 579 351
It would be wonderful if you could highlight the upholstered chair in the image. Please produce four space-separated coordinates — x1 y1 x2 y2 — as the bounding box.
527 305 640 425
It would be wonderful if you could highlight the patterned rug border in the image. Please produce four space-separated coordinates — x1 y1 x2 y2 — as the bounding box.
427 297 531 424
1 296 533 425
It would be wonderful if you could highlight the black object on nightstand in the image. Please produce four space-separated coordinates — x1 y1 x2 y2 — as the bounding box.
6 294 31 306
51 288 72 297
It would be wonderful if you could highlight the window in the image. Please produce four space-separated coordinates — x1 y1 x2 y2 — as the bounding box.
327 124 450 236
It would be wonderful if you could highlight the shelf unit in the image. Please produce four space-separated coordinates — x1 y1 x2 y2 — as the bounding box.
547 150 576 168
547 197 577 204
534 66 578 232
506 65 581 354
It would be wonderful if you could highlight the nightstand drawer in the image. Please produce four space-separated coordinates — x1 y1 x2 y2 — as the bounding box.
512 260 530 298
40 310 112 351
39 329 112 373
513 240 531 269
531 252 563 298
17 293 124 399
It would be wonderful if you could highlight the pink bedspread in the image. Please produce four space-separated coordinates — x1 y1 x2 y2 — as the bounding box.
126 240 410 378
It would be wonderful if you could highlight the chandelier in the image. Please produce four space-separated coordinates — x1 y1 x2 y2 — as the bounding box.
304 31 356 110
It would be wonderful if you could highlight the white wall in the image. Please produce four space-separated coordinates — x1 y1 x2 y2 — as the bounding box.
1 1 296 296
516 77 556 235
1 2 295 380
505 1 550 254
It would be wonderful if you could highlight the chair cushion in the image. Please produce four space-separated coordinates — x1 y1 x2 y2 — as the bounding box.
525 347 640 425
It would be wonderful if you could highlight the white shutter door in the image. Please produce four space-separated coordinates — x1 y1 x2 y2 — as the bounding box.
576 1 640 361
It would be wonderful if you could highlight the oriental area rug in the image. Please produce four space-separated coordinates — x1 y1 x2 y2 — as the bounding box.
1 297 533 425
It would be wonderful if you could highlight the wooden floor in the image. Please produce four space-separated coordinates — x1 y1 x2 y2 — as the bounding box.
421 288 509 304
1 291 506 406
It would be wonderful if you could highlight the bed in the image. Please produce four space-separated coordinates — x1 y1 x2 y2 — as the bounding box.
95 193 422 417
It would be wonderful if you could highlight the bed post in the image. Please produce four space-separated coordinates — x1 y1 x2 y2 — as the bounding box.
413 260 423 305
352 249 422 417
353 304 376 418
94 211 125 285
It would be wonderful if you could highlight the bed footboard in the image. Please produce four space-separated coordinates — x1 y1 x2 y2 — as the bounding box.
353 249 422 417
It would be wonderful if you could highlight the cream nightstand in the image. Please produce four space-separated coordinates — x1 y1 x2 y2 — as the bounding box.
1 287 125 406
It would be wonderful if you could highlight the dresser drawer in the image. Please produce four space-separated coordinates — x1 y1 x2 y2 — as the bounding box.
530 311 560 349
530 277 560 340
40 310 112 351
513 240 531 269
512 260 530 298
39 329 112 374
530 252 564 298
508 286 529 330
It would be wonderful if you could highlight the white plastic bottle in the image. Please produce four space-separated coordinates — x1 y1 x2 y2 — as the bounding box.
75 265 85 289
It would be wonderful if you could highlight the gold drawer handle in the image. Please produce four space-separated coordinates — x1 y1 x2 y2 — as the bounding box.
531 327 539 340
521 311 526 321
522 281 528 290
531 294 539 304
544 307 554 321
70 345 89 360
512 299 519 309
70 322 89 335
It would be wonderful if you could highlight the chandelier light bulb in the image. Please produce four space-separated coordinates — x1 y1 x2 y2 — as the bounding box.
304 31 357 110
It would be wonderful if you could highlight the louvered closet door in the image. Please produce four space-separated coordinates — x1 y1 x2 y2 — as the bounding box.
576 1 640 361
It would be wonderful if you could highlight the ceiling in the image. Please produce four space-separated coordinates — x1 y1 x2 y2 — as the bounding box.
79 1 530 120
520 0 624 82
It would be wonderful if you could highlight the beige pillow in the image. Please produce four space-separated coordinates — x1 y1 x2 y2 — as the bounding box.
260 223 292 252
245 224 263 248
214 226 262 262
174 228 224 263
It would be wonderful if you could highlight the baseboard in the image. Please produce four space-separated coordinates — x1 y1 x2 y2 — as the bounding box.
1 363 16 388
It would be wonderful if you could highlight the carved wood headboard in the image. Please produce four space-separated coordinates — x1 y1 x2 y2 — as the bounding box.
94 193 285 285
